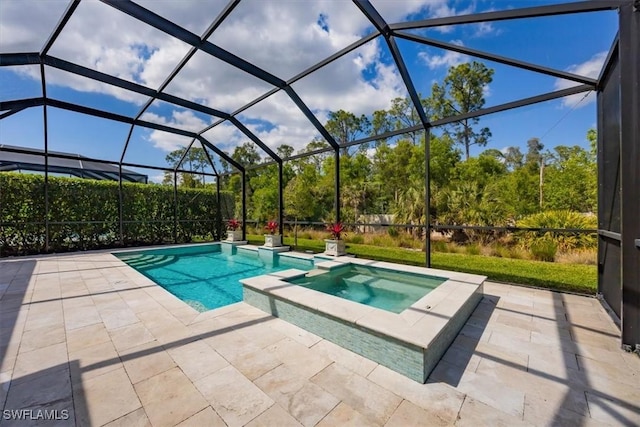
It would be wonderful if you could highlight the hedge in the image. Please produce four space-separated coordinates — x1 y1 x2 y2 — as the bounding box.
0 173 233 256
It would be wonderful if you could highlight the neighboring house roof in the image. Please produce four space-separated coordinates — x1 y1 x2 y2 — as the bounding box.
0 144 147 183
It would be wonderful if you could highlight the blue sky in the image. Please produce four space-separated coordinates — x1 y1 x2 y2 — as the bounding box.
0 0 618 181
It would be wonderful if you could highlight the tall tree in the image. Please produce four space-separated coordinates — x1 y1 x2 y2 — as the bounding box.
325 109 371 154
430 61 494 160
163 146 209 187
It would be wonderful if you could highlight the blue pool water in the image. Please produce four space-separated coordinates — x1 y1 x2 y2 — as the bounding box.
115 244 313 311
289 265 446 313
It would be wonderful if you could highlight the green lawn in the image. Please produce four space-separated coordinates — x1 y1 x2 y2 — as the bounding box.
247 234 596 295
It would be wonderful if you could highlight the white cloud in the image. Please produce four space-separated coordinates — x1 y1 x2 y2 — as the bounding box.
0 0 445 156
142 110 210 152
554 51 607 109
418 40 469 70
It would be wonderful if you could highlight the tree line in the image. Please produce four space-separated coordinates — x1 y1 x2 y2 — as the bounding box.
163 62 597 240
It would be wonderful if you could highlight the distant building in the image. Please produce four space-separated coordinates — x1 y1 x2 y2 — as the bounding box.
0 145 147 183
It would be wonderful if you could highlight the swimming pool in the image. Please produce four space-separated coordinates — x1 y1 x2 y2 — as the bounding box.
288 264 446 313
114 243 313 311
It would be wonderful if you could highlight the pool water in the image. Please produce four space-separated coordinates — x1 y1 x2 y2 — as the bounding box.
289 265 446 313
115 244 312 312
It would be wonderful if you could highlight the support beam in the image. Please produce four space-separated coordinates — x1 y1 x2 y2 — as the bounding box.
173 171 178 243
334 150 340 224
241 170 247 240
40 63 49 252
619 2 640 349
390 1 627 31
100 0 286 88
278 162 284 236
425 127 431 267
40 0 80 56
394 31 597 87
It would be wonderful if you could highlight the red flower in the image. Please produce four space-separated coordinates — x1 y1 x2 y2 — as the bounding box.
227 219 241 231
265 221 279 234
326 222 345 240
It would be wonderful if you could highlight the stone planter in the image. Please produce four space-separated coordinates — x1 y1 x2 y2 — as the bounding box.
264 234 282 247
324 239 346 256
227 230 243 241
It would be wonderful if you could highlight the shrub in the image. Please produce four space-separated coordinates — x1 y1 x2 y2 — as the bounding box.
0 173 232 256
465 244 481 255
432 240 448 253
516 210 596 251
530 239 558 262
387 226 399 238
346 234 364 244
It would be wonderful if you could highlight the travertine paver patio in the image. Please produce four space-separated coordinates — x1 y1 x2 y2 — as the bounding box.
1 251 639 426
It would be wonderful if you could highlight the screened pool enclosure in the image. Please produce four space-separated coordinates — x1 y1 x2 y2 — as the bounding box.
0 1 638 349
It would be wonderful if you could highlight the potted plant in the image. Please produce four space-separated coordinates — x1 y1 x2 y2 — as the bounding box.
263 220 282 247
324 222 346 256
226 219 243 241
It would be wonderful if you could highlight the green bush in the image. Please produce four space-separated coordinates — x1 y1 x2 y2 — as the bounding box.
530 239 558 262
432 240 448 253
346 234 364 244
0 173 233 256
516 210 596 251
387 226 399 238
465 244 481 255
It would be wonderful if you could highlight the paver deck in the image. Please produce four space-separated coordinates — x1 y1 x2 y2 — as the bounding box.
1 251 639 426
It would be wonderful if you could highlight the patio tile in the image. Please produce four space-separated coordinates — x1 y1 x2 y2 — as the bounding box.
311 363 402 424
134 367 209 427
315 402 379 427
577 354 639 387
267 317 322 347
69 340 122 381
429 360 525 418
586 391 640 426
63 305 102 331
238 320 288 349
74 367 141 427
66 322 111 354
120 340 177 384
12 342 68 381
109 322 156 353
523 393 599 427
267 337 333 379
17 324 66 353
195 365 274 427
245 404 303 427
455 396 531 426
4 364 72 416
228 345 283 380
385 399 450 427
368 365 465 424
166 339 229 382
103 408 151 427
99 307 140 331
176 407 226 427
310 339 378 377
254 364 338 426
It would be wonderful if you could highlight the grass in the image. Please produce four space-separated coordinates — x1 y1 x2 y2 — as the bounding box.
247 234 596 295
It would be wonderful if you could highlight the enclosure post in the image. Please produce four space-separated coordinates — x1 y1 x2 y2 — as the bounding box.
40 63 50 252
619 2 640 350
424 127 431 268
216 176 222 241
118 164 124 245
173 171 178 244
334 149 340 224
278 161 284 235
241 170 247 240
